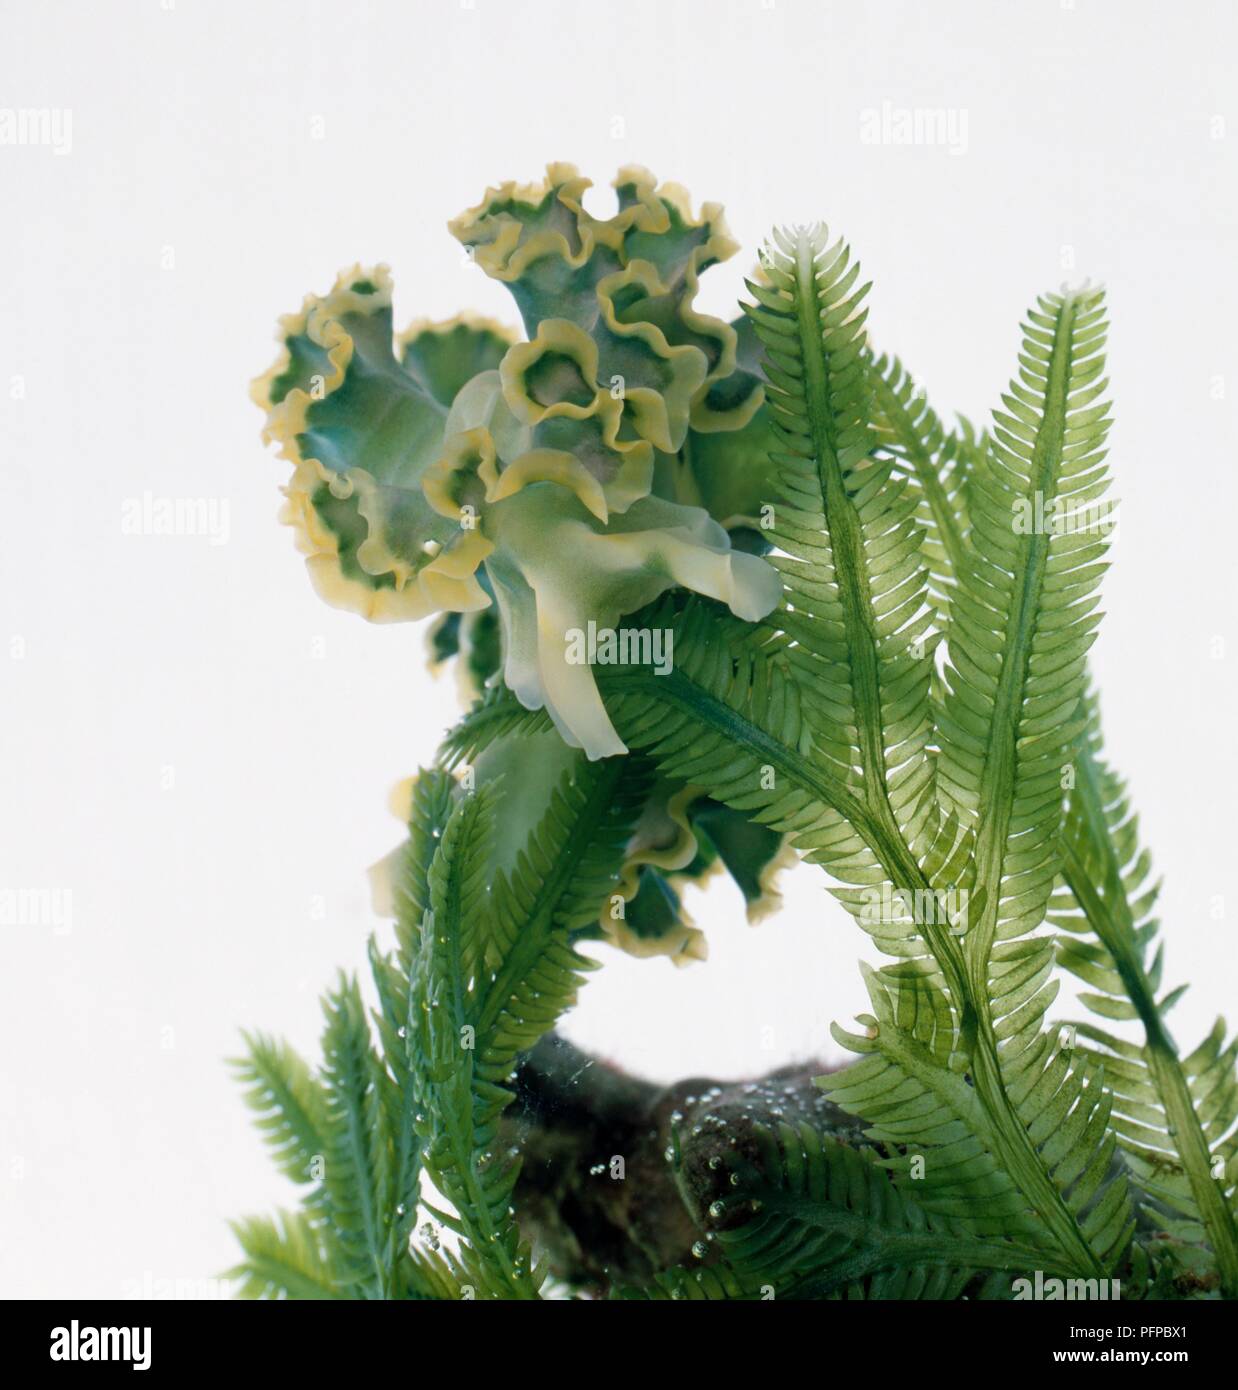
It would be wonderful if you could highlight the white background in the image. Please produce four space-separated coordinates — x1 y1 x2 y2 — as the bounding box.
1 0 1235 1298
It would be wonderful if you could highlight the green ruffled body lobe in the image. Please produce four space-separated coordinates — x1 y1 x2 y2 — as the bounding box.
368 731 794 967
399 316 511 407
253 165 783 756
679 316 778 529
252 268 494 621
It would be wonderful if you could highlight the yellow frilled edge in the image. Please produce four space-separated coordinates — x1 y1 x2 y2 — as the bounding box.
395 309 519 361
593 262 709 452
250 265 494 623
496 319 656 520
602 904 709 968
449 163 763 438
745 836 800 925
603 798 800 959
366 769 798 965
600 784 709 966
367 773 715 966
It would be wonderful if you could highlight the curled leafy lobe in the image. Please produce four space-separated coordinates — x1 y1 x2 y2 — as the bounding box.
448 163 758 436
372 729 791 968
251 266 493 621
254 170 783 757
